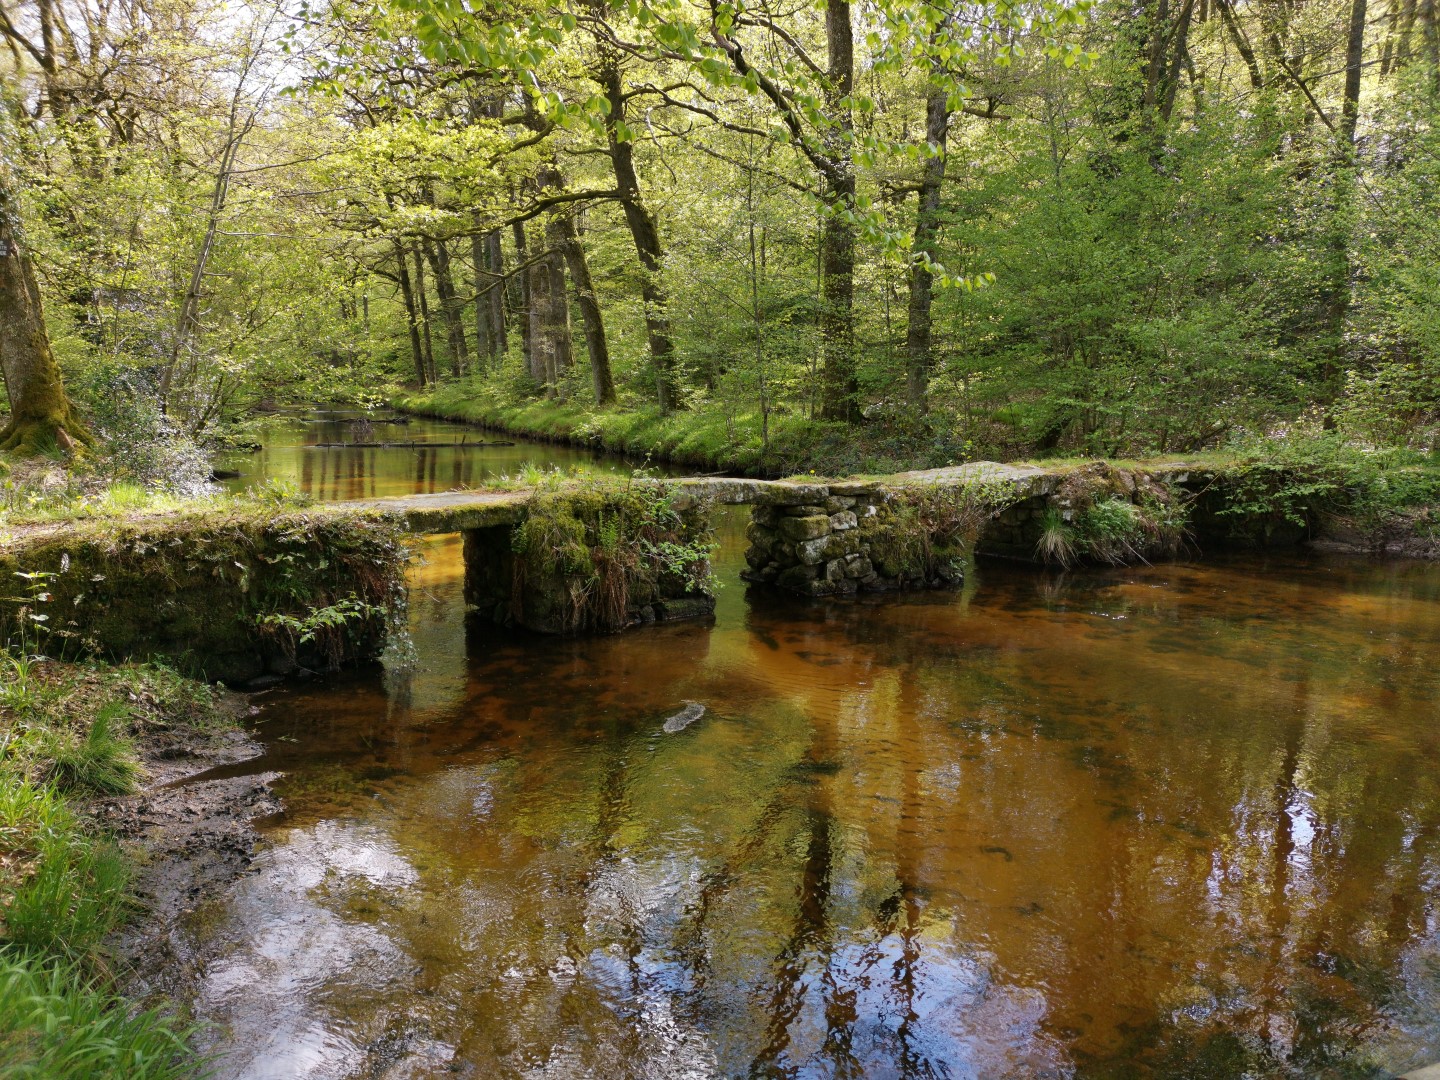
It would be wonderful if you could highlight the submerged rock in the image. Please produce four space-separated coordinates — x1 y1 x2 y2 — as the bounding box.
663 701 706 733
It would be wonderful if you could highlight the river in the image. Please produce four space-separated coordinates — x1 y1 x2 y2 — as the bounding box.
183 409 1440 1078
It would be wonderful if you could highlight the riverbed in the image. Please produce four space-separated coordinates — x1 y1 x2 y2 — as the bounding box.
175 410 1440 1078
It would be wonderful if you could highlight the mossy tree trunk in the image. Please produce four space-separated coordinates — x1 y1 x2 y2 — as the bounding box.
0 170 90 455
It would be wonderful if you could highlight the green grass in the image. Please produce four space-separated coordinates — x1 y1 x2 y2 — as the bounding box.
1 657 231 1076
0 473 305 528
0 955 196 1079
393 379 978 478
39 702 142 796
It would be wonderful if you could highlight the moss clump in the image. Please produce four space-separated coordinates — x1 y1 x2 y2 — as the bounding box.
1030 464 1190 566
503 480 716 633
859 480 1018 583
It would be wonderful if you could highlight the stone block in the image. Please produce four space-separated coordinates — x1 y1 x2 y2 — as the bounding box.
823 496 857 512
654 595 717 622
827 481 881 497
782 504 830 517
776 564 819 590
796 537 829 566
778 515 832 541
829 511 858 531
752 505 780 528
844 555 873 579
825 559 847 584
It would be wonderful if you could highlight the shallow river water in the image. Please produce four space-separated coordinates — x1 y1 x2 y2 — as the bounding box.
189 411 1440 1078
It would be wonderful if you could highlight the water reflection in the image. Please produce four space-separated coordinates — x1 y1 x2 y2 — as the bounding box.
174 447 1440 1076
217 407 660 500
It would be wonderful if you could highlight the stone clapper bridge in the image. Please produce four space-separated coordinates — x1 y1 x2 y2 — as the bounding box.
0 460 1253 684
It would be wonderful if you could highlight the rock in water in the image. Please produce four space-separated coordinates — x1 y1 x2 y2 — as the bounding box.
663 701 706 733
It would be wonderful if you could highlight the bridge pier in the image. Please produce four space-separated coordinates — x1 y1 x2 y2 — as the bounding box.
740 482 969 596
460 486 717 634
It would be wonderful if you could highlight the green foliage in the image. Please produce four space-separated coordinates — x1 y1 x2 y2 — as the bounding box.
1219 431 1440 535
1035 508 1078 569
1030 469 1190 565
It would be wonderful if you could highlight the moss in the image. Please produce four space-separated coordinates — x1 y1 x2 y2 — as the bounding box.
472 479 716 634
859 481 1018 582
392 382 977 478
0 506 409 684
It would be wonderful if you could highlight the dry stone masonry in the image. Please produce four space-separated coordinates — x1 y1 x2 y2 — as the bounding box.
741 482 965 596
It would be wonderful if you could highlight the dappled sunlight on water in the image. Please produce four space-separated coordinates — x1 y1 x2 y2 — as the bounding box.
183 433 1440 1078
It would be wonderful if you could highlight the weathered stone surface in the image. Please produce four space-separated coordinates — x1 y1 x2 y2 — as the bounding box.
796 537 829 566
829 511 858 531
782 504 830 517
776 564 819 590
823 496 857 512
825 559 847 584
778 515 832 541
654 596 717 622
826 481 882 497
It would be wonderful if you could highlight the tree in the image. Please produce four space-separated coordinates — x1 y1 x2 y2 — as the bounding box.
0 166 88 453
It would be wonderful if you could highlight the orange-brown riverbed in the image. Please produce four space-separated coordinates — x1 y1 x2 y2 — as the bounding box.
179 412 1440 1078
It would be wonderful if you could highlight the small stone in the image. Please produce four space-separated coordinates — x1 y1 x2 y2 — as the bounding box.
823 496 857 512
825 559 847 584
844 555 873 579
779 515 832 541
782 504 830 517
862 504 879 518
829 511 858 531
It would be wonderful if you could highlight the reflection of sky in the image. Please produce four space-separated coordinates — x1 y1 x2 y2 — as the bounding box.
184 426 1440 1078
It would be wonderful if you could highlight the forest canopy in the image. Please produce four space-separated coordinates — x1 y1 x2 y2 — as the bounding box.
1 0 1438 470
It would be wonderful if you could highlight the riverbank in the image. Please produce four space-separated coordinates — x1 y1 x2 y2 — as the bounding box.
390 383 975 478
1 657 265 1077
394 385 1440 559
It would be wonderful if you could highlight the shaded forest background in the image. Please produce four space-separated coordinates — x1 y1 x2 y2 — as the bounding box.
2 0 1439 472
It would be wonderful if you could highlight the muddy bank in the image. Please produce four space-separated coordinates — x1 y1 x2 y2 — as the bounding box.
93 694 280 998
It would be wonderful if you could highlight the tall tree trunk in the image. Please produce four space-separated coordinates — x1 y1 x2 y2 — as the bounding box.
412 245 437 384
486 231 507 360
393 239 427 386
471 233 492 362
0 172 89 453
597 60 681 412
818 0 858 422
905 87 950 410
1339 0 1369 150
511 220 533 375
424 238 470 377
527 236 571 395
555 212 615 405
1321 0 1368 402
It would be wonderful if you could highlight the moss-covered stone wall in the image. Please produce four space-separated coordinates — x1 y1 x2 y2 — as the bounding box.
744 481 1008 595
463 482 716 633
0 508 409 685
